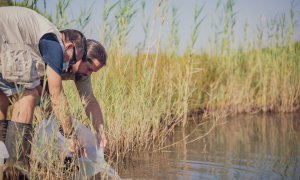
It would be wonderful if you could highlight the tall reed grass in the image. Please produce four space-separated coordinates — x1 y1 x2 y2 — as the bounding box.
66 0 299 166
86 0 299 160
2 0 300 178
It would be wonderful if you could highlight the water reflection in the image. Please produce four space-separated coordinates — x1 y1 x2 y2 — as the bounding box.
120 113 300 179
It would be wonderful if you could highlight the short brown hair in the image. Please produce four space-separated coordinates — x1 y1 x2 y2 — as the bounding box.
86 39 107 66
60 29 87 61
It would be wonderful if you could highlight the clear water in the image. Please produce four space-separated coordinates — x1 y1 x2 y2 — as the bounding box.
120 113 300 180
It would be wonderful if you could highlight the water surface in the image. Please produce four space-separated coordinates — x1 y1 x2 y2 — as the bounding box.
120 113 300 179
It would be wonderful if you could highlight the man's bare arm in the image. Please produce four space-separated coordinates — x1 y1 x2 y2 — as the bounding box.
46 66 73 136
82 94 107 148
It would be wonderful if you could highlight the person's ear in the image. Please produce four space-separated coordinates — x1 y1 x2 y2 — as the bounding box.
64 42 74 50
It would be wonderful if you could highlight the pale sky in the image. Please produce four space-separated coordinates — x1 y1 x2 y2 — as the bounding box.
35 0 300 53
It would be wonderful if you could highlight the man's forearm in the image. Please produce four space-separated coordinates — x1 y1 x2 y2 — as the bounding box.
46 66 73 136
84 95 104 133
51 91 73 136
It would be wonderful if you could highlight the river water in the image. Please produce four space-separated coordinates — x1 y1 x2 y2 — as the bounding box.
120 113 300 179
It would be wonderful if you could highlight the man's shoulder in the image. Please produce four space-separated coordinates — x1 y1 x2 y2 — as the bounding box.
61 72 76 81
74 74 93 96
39 34 63 75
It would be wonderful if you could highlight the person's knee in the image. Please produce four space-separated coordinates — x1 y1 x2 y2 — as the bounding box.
12 89 40 123
14 88 40 109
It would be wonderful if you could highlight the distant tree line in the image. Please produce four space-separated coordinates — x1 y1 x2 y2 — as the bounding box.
0 0 12 6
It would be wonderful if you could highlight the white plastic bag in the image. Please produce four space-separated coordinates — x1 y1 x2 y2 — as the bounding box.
33 118 120 179
0 141 9 165
0 141 9 180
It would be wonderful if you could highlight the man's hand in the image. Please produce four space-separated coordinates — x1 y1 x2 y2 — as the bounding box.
96 131 107 148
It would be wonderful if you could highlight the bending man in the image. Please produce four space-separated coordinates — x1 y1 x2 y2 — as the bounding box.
0 6 90 174
42 39 108 149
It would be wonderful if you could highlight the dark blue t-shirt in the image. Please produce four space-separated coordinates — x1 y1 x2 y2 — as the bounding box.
38 33 63 75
